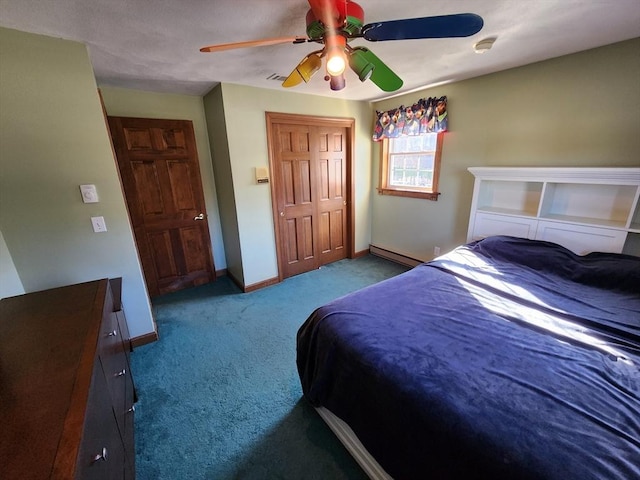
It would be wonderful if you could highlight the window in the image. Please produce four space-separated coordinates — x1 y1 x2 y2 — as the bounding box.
378 132 443 200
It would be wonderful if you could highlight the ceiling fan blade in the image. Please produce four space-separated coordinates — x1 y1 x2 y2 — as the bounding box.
282 52 323 88
362 13 483 41
200 36 307 53
350 47 403 92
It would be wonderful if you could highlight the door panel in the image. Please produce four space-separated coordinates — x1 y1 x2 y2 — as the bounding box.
131 161 162 215
148 231 176 279
277 124 318 277
316 126 347 264
271 120 348 278
168 161 197 210
109 117 215 297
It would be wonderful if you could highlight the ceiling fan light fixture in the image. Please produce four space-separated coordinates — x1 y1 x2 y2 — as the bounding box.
326 52 347 76
349 48 375 82
328 73 346 91
200 3 485 94
282 52 322 87
297 53 322 82
324 33 348 77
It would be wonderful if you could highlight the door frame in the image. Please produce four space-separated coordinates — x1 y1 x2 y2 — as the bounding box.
265 112 356 282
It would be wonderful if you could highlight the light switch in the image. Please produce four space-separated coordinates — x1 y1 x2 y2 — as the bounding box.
80 184 99 203
91 216 107 233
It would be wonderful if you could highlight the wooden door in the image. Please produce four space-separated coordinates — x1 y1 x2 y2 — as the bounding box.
269 115 350 279
316 125 348 265
108 117 215 297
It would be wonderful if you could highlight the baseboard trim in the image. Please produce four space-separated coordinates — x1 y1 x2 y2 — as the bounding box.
225 251 377 293
244 276 280 293
131 331 159 348
353 248 369 259
225 269 280 293
369 245 424 267
215 268 228 277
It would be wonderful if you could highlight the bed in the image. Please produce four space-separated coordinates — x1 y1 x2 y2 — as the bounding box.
296 235 640 480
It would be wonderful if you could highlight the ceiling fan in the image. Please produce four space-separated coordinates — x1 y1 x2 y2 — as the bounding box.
200 0 484 92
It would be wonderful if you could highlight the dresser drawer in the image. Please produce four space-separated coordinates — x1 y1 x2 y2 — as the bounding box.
75 360 126 480
99 315 131 437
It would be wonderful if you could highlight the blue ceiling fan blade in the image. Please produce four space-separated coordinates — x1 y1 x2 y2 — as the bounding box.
362 13 483 41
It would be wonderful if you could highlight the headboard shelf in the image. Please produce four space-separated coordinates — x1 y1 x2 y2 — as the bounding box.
467 167 640 256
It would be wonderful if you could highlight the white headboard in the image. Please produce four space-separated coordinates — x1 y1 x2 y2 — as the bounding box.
467 167 640 256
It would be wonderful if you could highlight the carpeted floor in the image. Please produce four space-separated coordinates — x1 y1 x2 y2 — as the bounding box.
131 255 410 479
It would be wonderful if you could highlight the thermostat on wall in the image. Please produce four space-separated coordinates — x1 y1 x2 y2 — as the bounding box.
255 167 269 184
80 184 99 203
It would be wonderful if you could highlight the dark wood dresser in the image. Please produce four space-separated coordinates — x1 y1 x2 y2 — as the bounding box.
0 279 136 479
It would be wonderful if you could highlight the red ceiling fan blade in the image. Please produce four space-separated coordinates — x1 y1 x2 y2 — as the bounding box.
200 36 308 53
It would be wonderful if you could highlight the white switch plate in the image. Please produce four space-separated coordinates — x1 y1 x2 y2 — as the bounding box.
91 216 107 233
80 184 99 203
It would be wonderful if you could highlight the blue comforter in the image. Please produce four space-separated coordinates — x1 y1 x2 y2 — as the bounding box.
296 236 640 479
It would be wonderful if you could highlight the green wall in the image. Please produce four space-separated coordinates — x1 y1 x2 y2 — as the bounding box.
202 85 244 283
0 27 155 338
371 38 640 261
99 86 226 271
204 83 373 287
2 24 636 315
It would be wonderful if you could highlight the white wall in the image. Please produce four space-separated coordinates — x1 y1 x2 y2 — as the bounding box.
0 27 155 338
370 38 640 261
205 83 373 287
0 229 25 298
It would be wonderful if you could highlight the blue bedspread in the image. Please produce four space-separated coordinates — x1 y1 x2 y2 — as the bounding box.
296 236 640 479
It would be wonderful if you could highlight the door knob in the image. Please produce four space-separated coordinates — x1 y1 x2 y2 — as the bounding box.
280 212 284 217
194 213 204 220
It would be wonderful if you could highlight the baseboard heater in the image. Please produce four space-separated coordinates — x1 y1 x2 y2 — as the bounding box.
369 245 423 267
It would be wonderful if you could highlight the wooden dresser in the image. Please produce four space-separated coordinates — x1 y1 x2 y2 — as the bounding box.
0 279 136 479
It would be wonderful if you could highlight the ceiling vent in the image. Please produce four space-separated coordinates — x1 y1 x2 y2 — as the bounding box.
266 73 288 82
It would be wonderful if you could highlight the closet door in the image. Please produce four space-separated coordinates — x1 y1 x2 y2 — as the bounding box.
269 116 351 279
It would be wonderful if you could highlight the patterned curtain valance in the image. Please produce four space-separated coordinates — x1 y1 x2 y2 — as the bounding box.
372 96 448 142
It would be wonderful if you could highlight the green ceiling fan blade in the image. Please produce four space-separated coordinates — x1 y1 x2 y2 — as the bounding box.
352 47 403 92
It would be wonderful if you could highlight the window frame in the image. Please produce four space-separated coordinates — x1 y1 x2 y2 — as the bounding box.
377 132 443 201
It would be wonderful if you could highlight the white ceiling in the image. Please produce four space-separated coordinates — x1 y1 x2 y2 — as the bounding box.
1 0 639 102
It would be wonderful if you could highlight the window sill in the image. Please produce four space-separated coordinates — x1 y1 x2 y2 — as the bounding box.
377 188 440 201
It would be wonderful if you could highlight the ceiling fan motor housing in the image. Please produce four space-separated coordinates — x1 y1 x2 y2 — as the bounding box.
305 1 365 40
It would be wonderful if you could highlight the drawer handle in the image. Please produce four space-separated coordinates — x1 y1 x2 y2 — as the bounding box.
127 405 136 413
92 447 108 463
106 329 117 337
115 369 126 377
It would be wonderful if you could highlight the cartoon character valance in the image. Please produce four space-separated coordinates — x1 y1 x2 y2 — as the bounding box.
373 96 448 141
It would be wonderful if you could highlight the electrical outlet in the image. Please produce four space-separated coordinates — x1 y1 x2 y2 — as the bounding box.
91 216 107 233
433 246 441 257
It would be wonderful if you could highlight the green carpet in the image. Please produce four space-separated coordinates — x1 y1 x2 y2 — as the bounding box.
131 255 410 479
